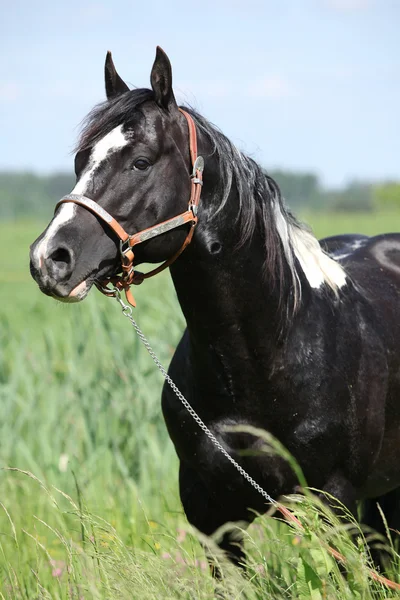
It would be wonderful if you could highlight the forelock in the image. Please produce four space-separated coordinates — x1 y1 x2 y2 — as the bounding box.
76 88 155 152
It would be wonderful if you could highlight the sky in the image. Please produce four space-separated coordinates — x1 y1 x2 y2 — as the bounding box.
1 0 399 188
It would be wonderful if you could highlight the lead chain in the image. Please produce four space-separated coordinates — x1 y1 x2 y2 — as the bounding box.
114 291 276 506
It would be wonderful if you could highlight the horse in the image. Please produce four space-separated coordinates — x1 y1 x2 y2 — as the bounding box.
30 47 400 570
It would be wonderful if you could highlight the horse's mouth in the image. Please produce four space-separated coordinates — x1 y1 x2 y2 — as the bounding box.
30 255 120 304
49 265 119 303
51 279 92 303
46 273 100 303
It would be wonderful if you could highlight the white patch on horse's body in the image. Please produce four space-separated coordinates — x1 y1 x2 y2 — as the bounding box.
34 125 128 266
351 239 368 251
273 202 347 302
332 238 369 261
334 252 350 261
372 239 400 276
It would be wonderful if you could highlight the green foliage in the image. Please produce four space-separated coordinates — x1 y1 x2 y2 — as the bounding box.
0 216 399 597
1 170 398 220
322 181 374 213
301 210 400 238
373 182 400 211
0 172 75 220
269 170 321 208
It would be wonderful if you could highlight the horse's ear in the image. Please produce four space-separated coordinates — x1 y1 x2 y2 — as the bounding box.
150 47 177 110
104 51 129 100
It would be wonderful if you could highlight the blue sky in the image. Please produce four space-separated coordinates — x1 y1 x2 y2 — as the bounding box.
1 0 399 187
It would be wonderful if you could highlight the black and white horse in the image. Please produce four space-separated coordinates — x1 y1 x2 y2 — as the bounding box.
30 48 400 568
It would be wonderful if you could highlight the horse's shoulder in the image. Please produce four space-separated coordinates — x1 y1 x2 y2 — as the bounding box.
320 233 369 255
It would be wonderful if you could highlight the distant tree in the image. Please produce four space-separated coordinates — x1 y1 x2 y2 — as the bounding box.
268 170 321 208
0 170 398 221
44 173 75 201
373 181 400 210
0 172 74 219
325 181 374 213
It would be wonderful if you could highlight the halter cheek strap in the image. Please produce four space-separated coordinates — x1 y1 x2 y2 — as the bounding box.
55 109 204 307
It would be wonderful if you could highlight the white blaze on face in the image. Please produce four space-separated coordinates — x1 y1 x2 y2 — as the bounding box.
71 125 128 194
34 125 128 268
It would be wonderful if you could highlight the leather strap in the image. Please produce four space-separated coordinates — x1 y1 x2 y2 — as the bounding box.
128 210 196 248
56 194 130 242
56 109 203 307
182 108 198 168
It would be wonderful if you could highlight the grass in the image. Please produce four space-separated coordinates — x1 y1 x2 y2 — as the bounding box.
0 212 399 598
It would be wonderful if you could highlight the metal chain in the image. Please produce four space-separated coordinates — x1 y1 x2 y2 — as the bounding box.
113 290 276 506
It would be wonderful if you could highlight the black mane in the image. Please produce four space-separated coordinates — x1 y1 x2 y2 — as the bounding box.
184 106 302 301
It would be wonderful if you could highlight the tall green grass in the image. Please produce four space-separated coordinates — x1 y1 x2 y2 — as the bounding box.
0 213 399 598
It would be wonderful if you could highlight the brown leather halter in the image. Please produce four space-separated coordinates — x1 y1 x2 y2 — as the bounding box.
55 109 204 307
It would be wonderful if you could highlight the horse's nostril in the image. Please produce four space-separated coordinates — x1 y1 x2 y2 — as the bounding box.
50 247 72 267
45 245 75 281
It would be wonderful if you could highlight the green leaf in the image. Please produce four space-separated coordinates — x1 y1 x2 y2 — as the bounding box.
296 558 325 600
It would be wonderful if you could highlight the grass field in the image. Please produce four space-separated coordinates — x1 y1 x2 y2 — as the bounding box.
0 211 399 598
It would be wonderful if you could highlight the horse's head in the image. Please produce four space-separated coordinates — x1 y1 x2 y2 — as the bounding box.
30 48 197 303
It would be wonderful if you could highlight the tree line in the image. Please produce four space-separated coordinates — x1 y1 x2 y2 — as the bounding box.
0 170 399 220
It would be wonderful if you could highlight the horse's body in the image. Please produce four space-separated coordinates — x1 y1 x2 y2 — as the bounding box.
29 48 400 566
164 222 400 560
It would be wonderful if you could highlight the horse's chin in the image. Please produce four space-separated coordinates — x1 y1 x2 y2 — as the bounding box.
52 280 92 303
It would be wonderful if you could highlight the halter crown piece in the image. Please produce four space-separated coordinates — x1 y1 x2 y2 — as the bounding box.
55 109 204 307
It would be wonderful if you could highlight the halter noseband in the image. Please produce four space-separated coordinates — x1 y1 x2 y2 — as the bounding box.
55 109 204 307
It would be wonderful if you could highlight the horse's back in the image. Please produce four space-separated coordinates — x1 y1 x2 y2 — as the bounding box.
320 233 370 257
351 232 400 279
322 232 400 278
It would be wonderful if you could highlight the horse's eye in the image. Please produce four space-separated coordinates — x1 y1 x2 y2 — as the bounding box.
133 158 151 171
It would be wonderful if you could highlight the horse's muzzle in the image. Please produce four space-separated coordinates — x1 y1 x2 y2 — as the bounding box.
29 240 89 302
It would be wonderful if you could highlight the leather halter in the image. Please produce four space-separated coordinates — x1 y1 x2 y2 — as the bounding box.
55 109 204 307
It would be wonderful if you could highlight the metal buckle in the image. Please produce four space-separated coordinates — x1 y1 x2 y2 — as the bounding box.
119 239 131 256
123 265 135 280
191 156 204 178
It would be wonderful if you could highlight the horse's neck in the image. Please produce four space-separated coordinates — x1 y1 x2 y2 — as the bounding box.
170 186 292 360
170 124 348 369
